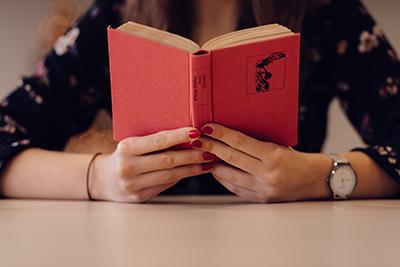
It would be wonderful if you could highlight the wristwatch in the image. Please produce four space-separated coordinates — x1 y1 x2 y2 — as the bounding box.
327 154 357 200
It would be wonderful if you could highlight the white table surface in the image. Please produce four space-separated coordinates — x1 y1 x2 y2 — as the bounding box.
0 196 399 267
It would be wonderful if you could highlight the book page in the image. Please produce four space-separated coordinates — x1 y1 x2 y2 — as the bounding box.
201 24 293 50
117 22 293 53
119 21 200 53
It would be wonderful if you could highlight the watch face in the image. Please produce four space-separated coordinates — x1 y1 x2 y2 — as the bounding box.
331 166 356 197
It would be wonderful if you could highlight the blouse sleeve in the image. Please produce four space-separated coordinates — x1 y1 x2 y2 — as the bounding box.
0 0 124 175
328 0 400 181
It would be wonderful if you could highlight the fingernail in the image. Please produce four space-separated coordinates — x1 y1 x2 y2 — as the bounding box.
190 140 203 148
201 162 214 171
187 129 201 139
201 125 213 135
203 152 216 161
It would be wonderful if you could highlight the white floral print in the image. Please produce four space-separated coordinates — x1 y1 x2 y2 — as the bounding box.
337 81 350 91
374 146 398 166
24 83 44 104
379 77 399 98
10 139 31 148
337 40 348 55
0 123 16 134
54 27 80 56
387 49 398 61
3 115 26 134
358 25 383 53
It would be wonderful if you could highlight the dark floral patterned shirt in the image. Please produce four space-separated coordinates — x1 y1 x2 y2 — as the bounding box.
0 0 399 195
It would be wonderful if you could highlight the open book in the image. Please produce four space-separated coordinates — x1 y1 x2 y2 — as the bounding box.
108 21 300 146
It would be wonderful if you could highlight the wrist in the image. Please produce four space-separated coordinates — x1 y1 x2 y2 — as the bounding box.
303 153 333 200
88 153 110 201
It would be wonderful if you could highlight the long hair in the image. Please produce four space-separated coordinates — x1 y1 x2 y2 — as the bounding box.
39 0 327 56
125 0 327 37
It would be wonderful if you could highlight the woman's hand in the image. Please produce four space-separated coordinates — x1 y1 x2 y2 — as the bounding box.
89 127 215 203
191 123 333 203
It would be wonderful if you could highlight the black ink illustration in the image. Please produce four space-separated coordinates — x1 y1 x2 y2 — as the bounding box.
255 52 286 92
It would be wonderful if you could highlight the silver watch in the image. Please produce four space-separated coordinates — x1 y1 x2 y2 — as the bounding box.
327 155 357 199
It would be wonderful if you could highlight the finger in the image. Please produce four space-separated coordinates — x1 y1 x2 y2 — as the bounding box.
135 182 178 203
132 150 216 173
191 137 265 177
201 123 269 158
211 163 260 192
124 163 214 191
213 173 264 203
119 127 201 156
122 182 177 203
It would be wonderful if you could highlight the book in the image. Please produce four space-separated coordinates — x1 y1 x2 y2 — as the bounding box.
108 21 300 146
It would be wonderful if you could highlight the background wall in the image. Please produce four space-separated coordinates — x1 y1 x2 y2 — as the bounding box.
0 0 399 152
0 0 49 94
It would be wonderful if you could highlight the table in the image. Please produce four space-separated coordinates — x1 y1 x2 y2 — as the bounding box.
0 196 399 267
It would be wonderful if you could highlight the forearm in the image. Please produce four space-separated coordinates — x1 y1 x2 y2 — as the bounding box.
308 151 400 199
0 148 93 200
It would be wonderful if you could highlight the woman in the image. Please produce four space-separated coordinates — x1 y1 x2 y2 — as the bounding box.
0 0 399 203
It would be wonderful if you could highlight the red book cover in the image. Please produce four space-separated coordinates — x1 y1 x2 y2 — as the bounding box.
211 34 300 145
108 25 300 146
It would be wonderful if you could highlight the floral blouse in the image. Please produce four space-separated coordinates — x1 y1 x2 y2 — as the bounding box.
0 0 399 195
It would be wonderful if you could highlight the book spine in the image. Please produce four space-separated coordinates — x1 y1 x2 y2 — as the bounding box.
189 51 213 128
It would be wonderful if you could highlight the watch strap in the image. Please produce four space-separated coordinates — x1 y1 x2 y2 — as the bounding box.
330 154 350 165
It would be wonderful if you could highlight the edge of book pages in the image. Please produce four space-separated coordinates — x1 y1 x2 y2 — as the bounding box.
118 21 294 53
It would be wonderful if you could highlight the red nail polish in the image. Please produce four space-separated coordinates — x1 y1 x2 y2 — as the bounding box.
201 125 213 135
201 162 214 171
203 152 216 161
191 140 203 148
188 129 201 139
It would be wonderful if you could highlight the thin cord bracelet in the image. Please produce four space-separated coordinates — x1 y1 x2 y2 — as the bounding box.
86 153 103 201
